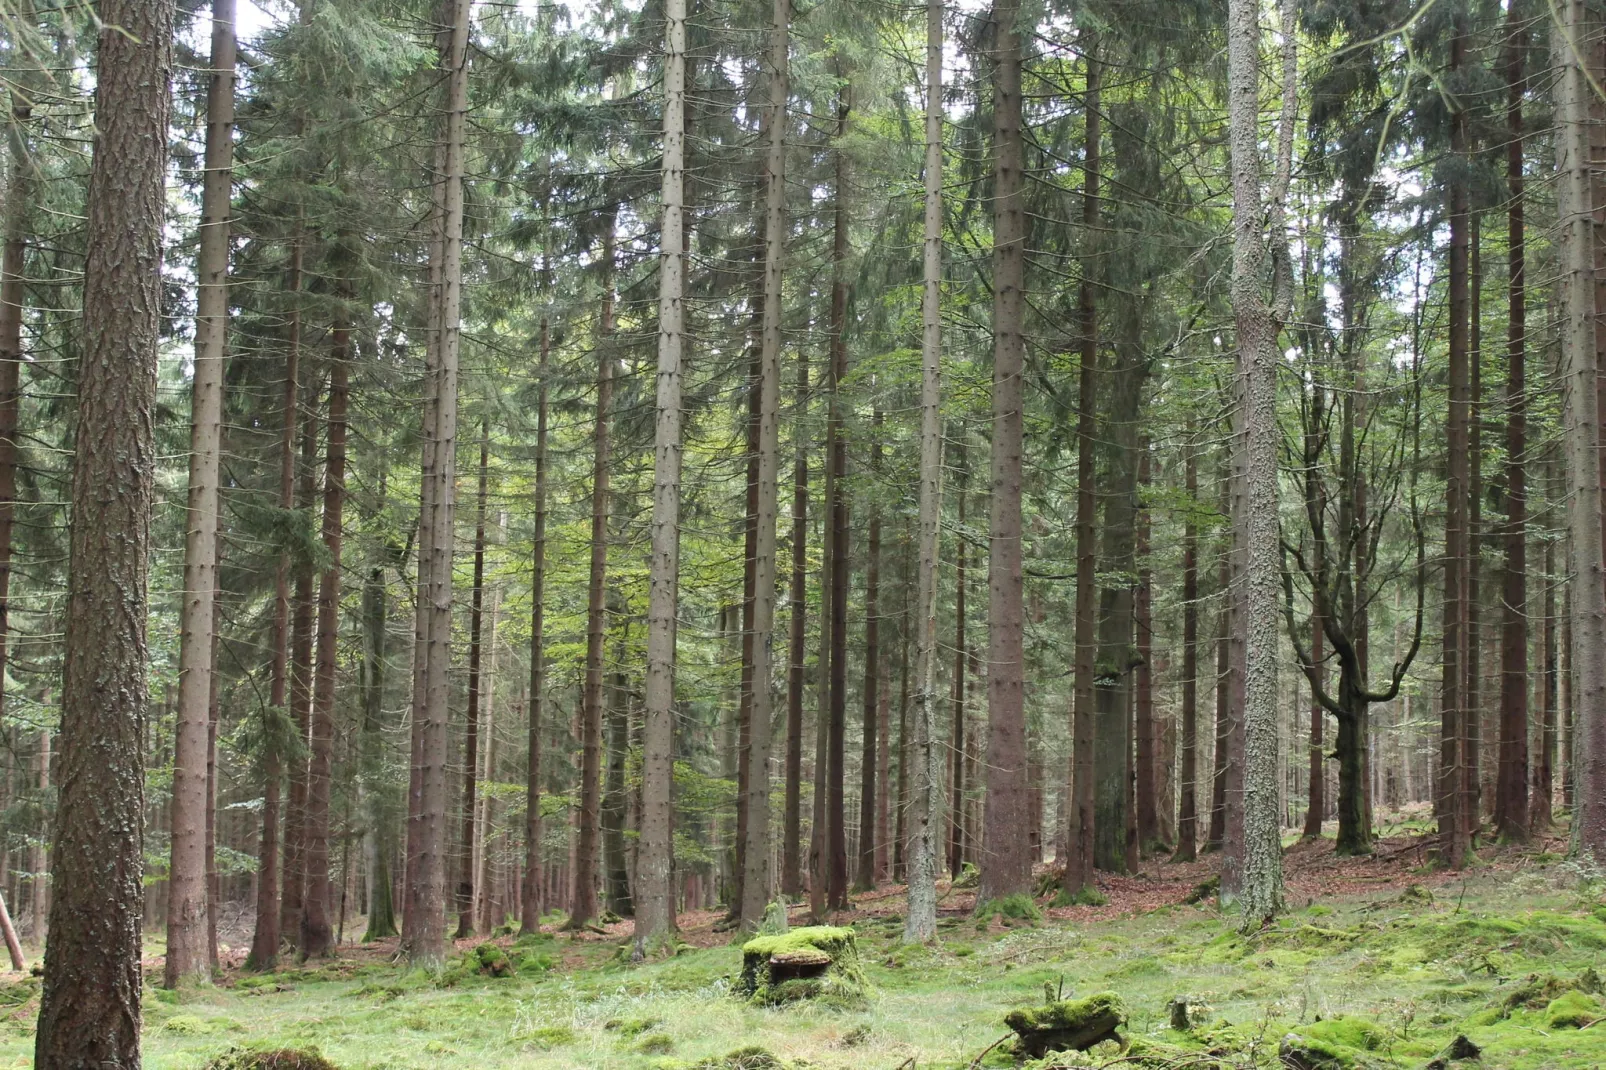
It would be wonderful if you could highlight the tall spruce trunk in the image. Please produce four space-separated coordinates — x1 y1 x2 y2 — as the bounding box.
1496 9 1530 842
738 0 787 929
1225 0 1287 927
855 412 882 891
282 391 318 945
34 0 173 1057
166 0 234 985
248 236 301 971
521 219 552 934
903 0 945 944
824 76 852 912
1554 0 1606 858
455 425 491 938
978 0 1032 905
301 312 350 959
1135 444 1158 853
1066 41 1099 895
1303 616 1324 839
570 213 616 929
402 0 469 968
948 468 967 877
782 345 808 897
1438 19 1474 869
634 0 686 950
1174 430 1199 862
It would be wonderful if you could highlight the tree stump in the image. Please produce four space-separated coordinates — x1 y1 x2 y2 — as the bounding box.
1003 991 1125 1058
738 926 865 1006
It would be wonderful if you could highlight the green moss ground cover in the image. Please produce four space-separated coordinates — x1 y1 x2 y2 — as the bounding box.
0 857 1601 1067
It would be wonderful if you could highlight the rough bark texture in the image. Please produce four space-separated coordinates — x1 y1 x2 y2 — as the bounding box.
1174 432 1199 863
570 215 616 930
1303 616 1325 840
1066 42 1099 895
1554 0 1606 859
301 315 350 959
402 0 469 968
521 224 551 935
1135 445 1158 853
782 345 808 899
166 0 234 986
35 0 173 1058
1497 7 1530 844
903 0 944 944
855 413 882 891
456 427 491 938
1439 19 1474 869
979 0 1033 906
825 78 852 913
635 0 685 951
738 0 787 929
248 237 301 971
1226 0 1285 927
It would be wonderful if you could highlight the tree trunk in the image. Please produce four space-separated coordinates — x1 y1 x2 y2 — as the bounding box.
282 381 318 946
1554 0 1606 858
738 0 787 929
35 0 173 1056
300 309 350 959
248 235 301 971
824 76 852 913
1134 443 1158 853
1226 0 1287 926
948 465 967 878
521 216 552 935
782 343 808 898
1174 429 1199 862
978 0 1032 907
402 0 469 969
166 0 234 984
570 212 616 929
1303 615 1324 840
1066 41 1099 895
634 0 685 947
603 619 632 916
904 0 945 944
1438 17 1474 870
1535 497 1556 830
455 424 490 938
855 411 882 891
1496 10 1529 843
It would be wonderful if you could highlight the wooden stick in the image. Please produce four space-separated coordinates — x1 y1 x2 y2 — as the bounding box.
0 890 26 969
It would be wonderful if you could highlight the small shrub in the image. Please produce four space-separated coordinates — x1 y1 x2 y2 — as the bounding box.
636 1034 676 1055
204 1049 339 1070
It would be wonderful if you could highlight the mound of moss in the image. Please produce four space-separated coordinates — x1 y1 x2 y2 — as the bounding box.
1277 1016 1390 1070
690 1046 789 1069
204 1048 339 1070
1003 991 1124 1059
1546 989 1602 1029
738 926 865 1007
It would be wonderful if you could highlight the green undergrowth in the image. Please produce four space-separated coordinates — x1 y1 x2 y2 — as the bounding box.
1 862 1602 1068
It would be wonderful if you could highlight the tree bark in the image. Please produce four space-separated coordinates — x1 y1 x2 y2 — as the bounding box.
1497 8 1529 843
521 213 552 935
635 0 687 946
1554 0 1606 858
1438 16 1474 870
1302 615 1324 839
166 0 234 987
782 346 808 898
455 424 491 938
903 0 945 944
570 212 616 929
402 0 469 968
855 411 882 891
1135 443 1158 853
300 309 350 959
978 0 1032 906
738 0 787 929
948 465 967 878
824 75 852 913
1226 0 1287 927
1174 429 1199 862
35 0 173 1057
1066 41 1099 895
249 236 301 971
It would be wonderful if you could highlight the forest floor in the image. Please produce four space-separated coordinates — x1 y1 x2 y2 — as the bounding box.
2 813 1604 1069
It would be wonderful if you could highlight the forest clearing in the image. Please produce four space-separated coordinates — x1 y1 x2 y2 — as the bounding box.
10 0 1606 1064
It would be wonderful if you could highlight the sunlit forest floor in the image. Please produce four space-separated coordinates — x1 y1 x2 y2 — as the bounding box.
3 812 1604 1068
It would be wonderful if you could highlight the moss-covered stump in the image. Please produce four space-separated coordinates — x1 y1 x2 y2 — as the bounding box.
1003 991 1125 1059
1277 1017 1391 1070
738 926 864 1006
